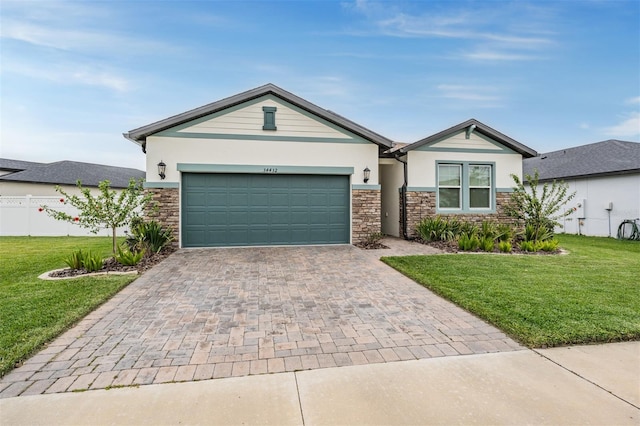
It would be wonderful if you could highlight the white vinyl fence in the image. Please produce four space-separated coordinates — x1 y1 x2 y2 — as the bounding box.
0 196 128 237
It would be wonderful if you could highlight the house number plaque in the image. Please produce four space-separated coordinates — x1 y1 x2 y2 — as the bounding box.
263 168 278 173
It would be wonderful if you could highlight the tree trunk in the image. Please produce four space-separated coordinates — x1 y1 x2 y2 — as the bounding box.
112 227 117 254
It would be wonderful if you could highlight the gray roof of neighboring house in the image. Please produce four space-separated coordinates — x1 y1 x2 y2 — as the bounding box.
0 158 46 172
0 159 145 188
124 83 394 150
523 140 640 181
398 118 538 158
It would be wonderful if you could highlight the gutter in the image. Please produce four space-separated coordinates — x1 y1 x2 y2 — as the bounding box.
123 133 146 154
393 153 409 240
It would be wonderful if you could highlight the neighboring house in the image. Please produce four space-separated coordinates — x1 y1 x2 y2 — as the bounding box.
0 159 145 196
124 84 537 248
523 140 640 237
0 159 145 236
0 159 44 178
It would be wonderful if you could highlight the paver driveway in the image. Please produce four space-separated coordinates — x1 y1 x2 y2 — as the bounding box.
1 241 523 397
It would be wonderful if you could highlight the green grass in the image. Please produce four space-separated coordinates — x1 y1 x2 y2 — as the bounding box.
0 237 137 377
382 234 640 348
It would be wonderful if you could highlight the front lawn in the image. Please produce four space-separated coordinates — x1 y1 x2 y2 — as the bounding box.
382 234 640 347
0 237 137 377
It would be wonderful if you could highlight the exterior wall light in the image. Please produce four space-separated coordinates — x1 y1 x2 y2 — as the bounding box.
363 167 370 183
158 161 166 180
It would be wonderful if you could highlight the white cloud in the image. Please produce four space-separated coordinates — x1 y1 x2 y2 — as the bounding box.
4 60 132 93
72 71 130 93
626 96 640 105
1 21 169 56
345 1 555 62
0 0 112 28
603 112 640 138
436 84 502 103
462 50 542 61
579 122 590 130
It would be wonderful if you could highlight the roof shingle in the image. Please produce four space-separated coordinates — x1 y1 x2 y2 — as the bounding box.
523 140 640 181
0 159 145 188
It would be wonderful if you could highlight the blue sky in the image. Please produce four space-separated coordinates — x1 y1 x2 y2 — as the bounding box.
1 0 639 170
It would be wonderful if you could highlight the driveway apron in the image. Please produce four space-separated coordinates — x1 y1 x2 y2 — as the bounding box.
1 242 523 397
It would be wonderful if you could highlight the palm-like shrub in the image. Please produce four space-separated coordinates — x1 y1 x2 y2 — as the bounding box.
116 245 145 266
126 220 173 254
417 216 456 242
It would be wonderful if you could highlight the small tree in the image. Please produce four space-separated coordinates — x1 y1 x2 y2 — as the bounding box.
505 169 576 242
42 179 152 253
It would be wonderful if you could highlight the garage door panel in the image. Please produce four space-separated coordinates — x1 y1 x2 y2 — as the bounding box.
183 229 205 245
270 211 290 224
205 192 227 205
309 228 329 241
248 228 269 244
290 228 310 242
229 176 250 188
328 211 347 224
270 193 289 207
249 209 270 225
250 192 270 206
269 178 289 189
227 211 249 225
182 173 350 247
228 227 249 242
309 193 328 207
205 228 227 243
185 191 208 207
290 193 309 207
329 227 349 241
270 228 290 243
289 210 311 225
229 192 249 207
184 211 206 226
206 211 228 223
328 193 347 206
308 211 329 224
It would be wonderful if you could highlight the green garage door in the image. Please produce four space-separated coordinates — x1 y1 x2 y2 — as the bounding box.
182 173 350 247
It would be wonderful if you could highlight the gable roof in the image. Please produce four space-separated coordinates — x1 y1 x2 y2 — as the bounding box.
124 83 394 150
398 118 537 158
0 159 145 188
523 140 640 181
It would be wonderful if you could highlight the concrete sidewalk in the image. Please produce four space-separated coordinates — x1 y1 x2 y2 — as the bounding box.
1 342 638 425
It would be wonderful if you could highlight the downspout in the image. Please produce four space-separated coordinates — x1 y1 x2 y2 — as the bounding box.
393 153 409 240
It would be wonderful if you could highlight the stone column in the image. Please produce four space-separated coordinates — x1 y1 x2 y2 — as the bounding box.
144 188 180 248
403 191 436 238
352 189 381 244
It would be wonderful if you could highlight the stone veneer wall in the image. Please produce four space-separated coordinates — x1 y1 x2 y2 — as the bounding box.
403 191 514 238
352 189 381 244
145 188 180 248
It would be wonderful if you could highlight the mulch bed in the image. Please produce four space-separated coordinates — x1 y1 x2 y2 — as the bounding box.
354 241 390 250
415 238 561 255
47 248 176 278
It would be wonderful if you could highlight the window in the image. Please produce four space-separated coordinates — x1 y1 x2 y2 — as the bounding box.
437 163 493 211
469 165 491 208
437 164 461 209
263 106 277 130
